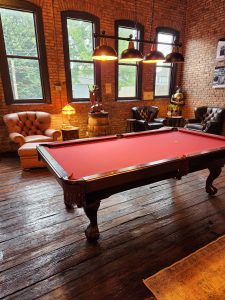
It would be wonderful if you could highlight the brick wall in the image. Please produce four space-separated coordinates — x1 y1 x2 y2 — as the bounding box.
182 0 225 135
0 0 185 152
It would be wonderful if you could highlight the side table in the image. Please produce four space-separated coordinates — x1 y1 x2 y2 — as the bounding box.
126 119 136 132
61 126 79 141
165 117 185 128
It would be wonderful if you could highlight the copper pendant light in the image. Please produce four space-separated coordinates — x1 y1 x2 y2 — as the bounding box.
92 32 117 61
120 36 143 62
165 46 184 63
119 0 143 63
143 43 165 63
143 0 165 64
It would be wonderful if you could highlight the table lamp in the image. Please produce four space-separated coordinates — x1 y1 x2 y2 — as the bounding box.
62 104 76 129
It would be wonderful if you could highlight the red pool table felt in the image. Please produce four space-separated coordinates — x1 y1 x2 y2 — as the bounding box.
46 130 225 180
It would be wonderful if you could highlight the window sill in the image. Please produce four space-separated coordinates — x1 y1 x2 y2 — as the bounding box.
70 101 90 104
117 99 141 103
9 102 51 106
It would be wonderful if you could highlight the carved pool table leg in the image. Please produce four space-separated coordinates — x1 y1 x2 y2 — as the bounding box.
83 200 101 242
206 167 222 195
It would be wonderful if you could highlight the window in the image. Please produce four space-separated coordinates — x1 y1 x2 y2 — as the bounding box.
115 20 144 100
0 1 50 104
154 27 179 98
61 11 100 102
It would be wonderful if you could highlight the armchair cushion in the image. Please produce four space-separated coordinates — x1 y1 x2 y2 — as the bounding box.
24 135 53 143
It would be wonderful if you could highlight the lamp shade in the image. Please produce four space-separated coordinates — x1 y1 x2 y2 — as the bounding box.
143 44 165 64
92 45 117 61
165 46 184 63
120 41 143 62
62 104 76 115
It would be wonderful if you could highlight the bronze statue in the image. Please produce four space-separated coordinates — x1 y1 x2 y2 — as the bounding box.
167 86 184 116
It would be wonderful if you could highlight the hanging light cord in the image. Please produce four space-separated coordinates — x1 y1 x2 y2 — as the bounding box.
134 0 138 40
150 0 155 41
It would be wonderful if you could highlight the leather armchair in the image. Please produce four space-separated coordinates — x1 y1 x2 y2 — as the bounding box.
3 111 61 146
131 106 165 131
184 106 225 135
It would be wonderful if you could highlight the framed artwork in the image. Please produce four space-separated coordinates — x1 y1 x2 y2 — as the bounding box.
213 66 225 88
216 39 225 61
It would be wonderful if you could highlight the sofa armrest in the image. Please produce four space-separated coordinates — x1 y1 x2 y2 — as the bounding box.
135 119 149 131
154 117 166 124
9 132 25 146
203 120 221 134
44 129 61 140
185 118 200 124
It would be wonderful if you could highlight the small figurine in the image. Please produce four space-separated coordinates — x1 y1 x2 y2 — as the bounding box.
89 85 103 113
89 85 99 105
167 86 185 116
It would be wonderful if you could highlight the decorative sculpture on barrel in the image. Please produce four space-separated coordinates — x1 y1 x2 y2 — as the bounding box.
167 86 185 117
89 85 103 113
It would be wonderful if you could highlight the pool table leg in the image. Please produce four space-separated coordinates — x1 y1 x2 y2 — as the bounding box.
83 200 101 242
206 167 222 195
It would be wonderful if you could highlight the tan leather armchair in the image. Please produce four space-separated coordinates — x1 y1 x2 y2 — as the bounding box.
3 111 61 146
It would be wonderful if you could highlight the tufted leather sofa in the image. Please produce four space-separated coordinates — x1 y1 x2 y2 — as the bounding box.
131 106 165 131
3 111 61 146
184 106 225 135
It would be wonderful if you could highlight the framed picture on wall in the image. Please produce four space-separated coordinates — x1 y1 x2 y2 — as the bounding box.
216 39 225 61
213 66 225 88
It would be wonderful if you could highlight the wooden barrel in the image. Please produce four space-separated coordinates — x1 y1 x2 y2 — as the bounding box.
88 112 110 137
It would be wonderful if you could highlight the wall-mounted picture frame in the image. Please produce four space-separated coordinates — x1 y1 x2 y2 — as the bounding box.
216 39 225 61
213 66 225 88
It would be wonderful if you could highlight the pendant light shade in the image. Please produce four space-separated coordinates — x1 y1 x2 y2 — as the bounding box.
143 43 165 63
165 46 184 63
92 44 117 61
92 32 117 61
120 40 143 62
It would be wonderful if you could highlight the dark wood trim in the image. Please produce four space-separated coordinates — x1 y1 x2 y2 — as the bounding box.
0 0 51 104
154 27 180 99
115 19 144 101
0 16 14 103
61 10 100 103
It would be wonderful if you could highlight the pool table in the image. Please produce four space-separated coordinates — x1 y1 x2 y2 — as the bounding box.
37 128 225 242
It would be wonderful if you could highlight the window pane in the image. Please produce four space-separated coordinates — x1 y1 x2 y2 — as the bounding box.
8 58 43 100
0 8 38 57
118 65 136 98
157 33 173 67
118 27 138 54
155 67 171 97
67 19 93 61
71 62 94 98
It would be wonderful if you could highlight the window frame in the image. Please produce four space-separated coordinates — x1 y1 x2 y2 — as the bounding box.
61 11 100 103
154 27 179 99
115 20 144 101
0 0 51 104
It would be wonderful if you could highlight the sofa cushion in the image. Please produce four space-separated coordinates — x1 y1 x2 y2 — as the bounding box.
185 123 204 131
147 122 164 130
24 135 53 143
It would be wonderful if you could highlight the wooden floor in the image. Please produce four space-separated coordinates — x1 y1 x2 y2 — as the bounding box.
0 155 225 300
